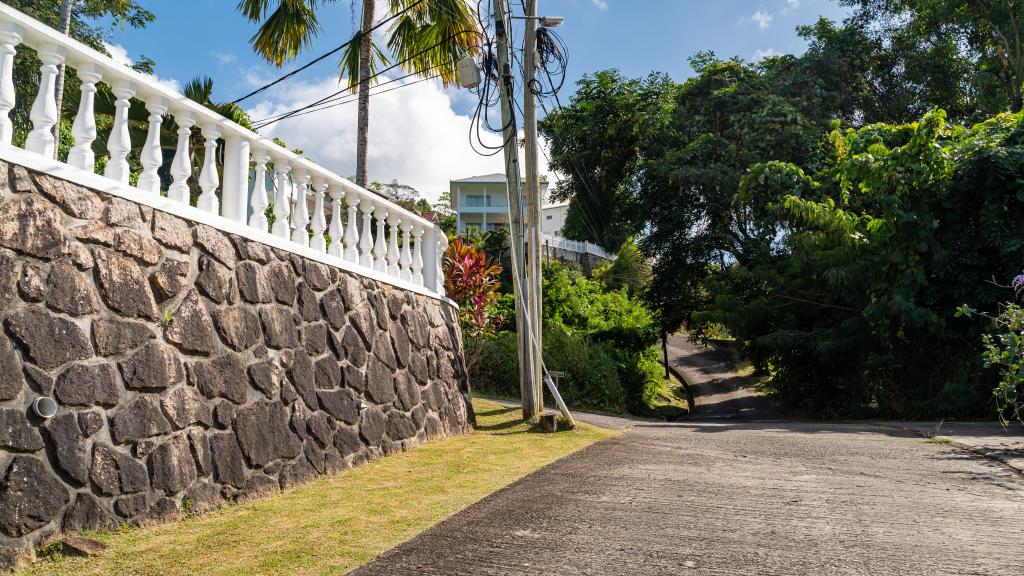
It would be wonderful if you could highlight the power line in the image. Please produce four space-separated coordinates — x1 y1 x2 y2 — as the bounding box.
252 28 482 129
252 72 446 128
250 60 454 127
230 0 427 105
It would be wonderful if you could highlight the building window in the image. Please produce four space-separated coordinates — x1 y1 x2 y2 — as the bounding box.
546 215 552 220
465 195 486 207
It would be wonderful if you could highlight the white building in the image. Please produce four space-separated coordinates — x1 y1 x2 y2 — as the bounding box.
449 174 609 260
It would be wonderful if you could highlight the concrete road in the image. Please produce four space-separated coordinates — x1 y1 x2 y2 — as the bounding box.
352 419 1024 575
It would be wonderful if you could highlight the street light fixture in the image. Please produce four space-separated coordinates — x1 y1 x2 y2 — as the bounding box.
510 15 565 28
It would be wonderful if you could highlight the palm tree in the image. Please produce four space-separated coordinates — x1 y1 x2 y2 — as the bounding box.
237 0 479 187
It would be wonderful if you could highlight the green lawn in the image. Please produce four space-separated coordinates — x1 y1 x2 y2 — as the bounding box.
22 399 614 576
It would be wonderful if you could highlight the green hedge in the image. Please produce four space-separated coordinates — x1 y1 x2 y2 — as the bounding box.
466 329 674 416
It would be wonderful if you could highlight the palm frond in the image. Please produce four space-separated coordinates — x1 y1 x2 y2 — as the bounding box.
385 0 480 87
338 32 389 91
244 0 324 67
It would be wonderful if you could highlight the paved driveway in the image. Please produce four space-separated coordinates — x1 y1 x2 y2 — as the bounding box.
352 419 1024 575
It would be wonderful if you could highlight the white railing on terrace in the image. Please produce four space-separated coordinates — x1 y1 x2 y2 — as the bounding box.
0 3 449 301
542 233 609 259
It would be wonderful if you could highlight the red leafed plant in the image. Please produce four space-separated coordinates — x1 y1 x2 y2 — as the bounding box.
444 236 504 335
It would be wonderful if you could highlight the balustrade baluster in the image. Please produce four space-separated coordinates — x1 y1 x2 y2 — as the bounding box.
374 208 388 272
328 186 344 257
344 190 360 263
196 124 221 213
26 44 65 157
271 159 292 238
168 112 194 203
311 177 328 252
67 64 101 170
103 80 135 183
0 24 21 146
136 98 167 194
411 225 425 285
399 221 413 282
222 135 249 223
358 199 374 268
387 211 401 277
291 170 311 247
248 150 271 230
436 232 449 296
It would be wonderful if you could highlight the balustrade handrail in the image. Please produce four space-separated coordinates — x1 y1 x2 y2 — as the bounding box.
0 3 449 301
541 232 610 259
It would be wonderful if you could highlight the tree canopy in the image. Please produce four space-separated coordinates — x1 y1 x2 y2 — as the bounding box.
538 1 1024 417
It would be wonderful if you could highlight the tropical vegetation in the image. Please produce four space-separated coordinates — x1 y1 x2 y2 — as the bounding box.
237 0 480 187
540 0 1024 419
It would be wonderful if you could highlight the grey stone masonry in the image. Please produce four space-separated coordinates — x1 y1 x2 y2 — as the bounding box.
0 160 469 572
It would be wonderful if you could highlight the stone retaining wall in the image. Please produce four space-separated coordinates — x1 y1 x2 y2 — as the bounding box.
0 159 470 570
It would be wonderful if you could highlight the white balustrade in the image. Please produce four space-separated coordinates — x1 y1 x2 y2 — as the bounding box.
0 2 450 302
0 24 20 146
137 97 167 194
221 135 249 223
26 43 64 157
197 123 221 213
327 187 344 257
168 112 194 203
374 207 388 273
411 225 425 286
344 189 360 263
358 199 374 268
310 177 328 252
271 159 291 238
436 232 449 296
248 149 271 230
67 64 101 170
399 221 413 283
386 211 401 277
103 79 135 183
291 169 311 246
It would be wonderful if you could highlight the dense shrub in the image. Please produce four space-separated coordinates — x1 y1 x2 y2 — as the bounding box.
543 262 658 355
712 110 1024 418
465 329 627 414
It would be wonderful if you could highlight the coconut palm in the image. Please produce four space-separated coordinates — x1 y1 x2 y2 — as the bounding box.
237 0 480 187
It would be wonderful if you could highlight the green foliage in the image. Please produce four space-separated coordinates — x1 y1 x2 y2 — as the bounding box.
539 70 677 251
238 0 479 88
711 110 1024 417
433 190 457 236
836 0 1024 116
369 180 431 213
958 302 1024 424
465 329 626 414
543 261 658 355
592 239 652 298
467 260 666 415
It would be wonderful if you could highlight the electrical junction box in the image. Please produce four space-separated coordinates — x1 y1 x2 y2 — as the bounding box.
457 57 481 89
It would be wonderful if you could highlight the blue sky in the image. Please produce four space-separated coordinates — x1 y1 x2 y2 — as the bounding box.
94 0 851 199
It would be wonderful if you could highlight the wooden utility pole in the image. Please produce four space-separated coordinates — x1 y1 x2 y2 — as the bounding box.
492 0 536 420
523 0 544 416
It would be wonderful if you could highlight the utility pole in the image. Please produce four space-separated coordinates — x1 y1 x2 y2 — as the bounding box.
492 0 537 420
523 0 544 416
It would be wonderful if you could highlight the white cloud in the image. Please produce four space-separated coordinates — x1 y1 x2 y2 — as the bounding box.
751 10 773 30
212 52 237 65
590 0 608 11
247 75 550 203
103 42 132 67
101 42 181 93
753 48 778 61
781 0 800 15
